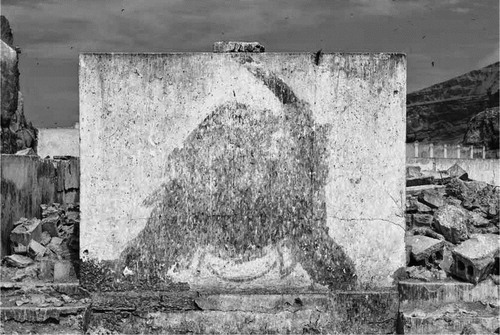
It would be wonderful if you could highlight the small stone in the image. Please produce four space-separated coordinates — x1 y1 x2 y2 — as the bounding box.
28 240 46 258
213 41 265 53
61 294 74 303
3 254 33 268
41 215 60 237
406 166 422 178
469 212 490 227
40 231 51 246
447 163 468 180
452 234 499 284
413 214 433 227
433 205 470 244
54 260 72 282
30 294 46 305
407 266 433 282
418 190 445 209
10 218 42 246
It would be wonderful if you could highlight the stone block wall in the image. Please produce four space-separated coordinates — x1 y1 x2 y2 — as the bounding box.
79 52 406 291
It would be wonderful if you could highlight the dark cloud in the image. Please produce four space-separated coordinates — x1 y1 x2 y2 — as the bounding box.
2 0 499 127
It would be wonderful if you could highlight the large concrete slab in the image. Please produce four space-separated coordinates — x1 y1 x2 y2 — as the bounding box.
79 52 406 290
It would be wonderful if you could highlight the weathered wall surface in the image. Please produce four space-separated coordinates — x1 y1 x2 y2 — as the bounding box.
80 53 406 291
0 155 80 256
37 127 80 158
406 157 499 186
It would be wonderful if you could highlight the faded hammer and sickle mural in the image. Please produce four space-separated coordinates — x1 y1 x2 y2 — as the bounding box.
118 60 356 290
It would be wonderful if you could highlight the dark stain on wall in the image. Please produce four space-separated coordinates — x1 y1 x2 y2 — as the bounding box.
106 65 356 291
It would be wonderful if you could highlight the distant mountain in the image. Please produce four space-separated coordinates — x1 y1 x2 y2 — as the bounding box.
407 62 499 145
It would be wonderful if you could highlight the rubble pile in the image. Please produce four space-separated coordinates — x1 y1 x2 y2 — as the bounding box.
405 164 499 284
0 203 80 283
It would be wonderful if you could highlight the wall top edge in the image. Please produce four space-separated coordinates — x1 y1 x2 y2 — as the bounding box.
79 52 407 57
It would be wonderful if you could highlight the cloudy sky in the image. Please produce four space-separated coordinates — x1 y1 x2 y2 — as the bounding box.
2 0 499 128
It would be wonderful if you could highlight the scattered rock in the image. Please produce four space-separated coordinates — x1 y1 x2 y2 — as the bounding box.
41 215 60 237
411 227 445 241
40 231 51 246
407 235 444 267
10 218 42 246
447 163 468 180
406 266 434 281
3 254 33 268
461 322 492 334
469 212 490 227
419 190 445 209
27 240 46 259
406 166 422 178
213 41 265 53
452 234 499 284
413 214 433 227
433 205 470 244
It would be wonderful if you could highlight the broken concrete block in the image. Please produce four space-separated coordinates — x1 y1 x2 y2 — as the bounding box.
213 41 265 53
11 242 27 254
418 190 445 209
406 176 435 187
407 235 444 267
406 166 422 178
3 254 33 268
10 218 42 246
41 214 60 237
433 205 470 244
53 260 72 282
413 214 433 227
452 234 499 284
28 240 46 258
447 163 468 180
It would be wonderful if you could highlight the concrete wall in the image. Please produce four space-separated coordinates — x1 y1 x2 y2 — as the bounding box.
37 127 80 158
407 157 500 186
0 154 80 256
80 52 406 291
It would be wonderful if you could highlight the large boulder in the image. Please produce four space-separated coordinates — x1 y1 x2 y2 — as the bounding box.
433 205 470 244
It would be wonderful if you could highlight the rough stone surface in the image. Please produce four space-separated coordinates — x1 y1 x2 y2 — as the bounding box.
447 163 468 180
452 234 499 284
28 240 46 258
213 41 265 53
3 254 33 268
419 190 445 209
407 235 444 264
54 260 73 282
433 205 470 244
80 53 406 290
413 213 433 227
41 215 61 237
10 218 42 246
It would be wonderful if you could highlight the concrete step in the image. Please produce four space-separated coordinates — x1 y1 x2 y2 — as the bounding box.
0 281 90 334
397 301 499 334
398 279 499 307
88 289 399 334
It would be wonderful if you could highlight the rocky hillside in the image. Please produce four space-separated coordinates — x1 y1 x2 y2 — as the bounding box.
407 62 499 145
0 15 37 154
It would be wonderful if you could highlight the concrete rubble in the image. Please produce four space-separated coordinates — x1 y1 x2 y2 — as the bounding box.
406 163 500 285
1 202 80 284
